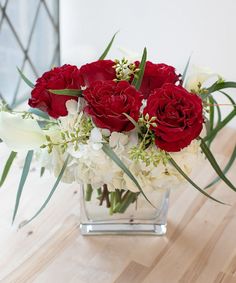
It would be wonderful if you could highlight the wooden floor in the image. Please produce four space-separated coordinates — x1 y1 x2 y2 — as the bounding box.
0 128 235 283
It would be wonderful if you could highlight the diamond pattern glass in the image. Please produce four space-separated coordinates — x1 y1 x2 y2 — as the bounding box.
0 0 60 106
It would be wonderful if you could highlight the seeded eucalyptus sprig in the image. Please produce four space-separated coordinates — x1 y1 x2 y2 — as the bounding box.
113 58 139 82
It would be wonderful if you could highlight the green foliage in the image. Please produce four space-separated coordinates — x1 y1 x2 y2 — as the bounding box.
169 157 227 205
20 155 70 227
99 32 119 60
17 67 34 88
12 150 34 223
0 151 17 187
132 47 147 90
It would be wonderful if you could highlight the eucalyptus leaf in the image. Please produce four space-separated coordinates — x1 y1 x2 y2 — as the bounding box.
20 155 70 227
132 47 147 90
205 145 236 189
169 157 227 205
122 113 141 133
99 31 119 60
12 150 34 223
200 138 236 193
203 109 236 142
182 55 192 86
0 151 17 187
49 89 82 97
17 67 34 89
29 108 49 119
40 167 45 178
102 143 155 208
202 81 236 99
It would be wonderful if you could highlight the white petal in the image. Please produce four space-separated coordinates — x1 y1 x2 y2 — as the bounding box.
65 99 78 115
0 112 46 151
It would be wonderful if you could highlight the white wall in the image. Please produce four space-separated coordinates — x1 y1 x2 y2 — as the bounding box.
60 0 236 128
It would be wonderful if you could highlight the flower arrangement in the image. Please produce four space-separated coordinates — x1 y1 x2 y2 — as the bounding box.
0 33 235 232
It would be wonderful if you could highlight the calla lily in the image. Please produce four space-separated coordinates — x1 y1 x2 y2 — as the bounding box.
0 111 46 151
185 65 219 92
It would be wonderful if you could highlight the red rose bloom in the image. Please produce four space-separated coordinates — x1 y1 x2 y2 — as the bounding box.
144 84 203 152
80 60 116 87
83 80 143 132
29 64 81 118
135 61 180 98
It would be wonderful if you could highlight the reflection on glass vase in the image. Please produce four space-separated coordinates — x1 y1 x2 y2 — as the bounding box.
80 184 170 235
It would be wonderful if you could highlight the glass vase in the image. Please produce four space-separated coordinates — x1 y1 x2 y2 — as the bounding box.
80 184 170 236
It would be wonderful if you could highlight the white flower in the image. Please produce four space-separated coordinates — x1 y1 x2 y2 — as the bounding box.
185 65 219 92
0 111 46 151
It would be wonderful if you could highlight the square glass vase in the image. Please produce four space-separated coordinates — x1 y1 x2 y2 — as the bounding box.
80 185 170 236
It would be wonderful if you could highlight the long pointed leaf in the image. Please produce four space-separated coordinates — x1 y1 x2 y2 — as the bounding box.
200 138 236 192
12 150 34 223
169 157 227 205
40 167 45 178
0 151 17 187
202 81 236 99
132 47 147 90
102 143 155 208
29 108 49 119
205 145 236 189
17 67 34 88
182 55 192 85
48 89 82 96
20 155 70 227
203 109 236 142
99 31 118 60
219 91 236 109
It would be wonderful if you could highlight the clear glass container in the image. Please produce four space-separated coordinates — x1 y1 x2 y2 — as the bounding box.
80 185 170 236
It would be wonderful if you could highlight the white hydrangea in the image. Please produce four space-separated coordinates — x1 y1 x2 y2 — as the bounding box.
33 100 204 193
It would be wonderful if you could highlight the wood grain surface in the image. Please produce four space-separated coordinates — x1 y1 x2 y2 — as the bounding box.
0 128 235 283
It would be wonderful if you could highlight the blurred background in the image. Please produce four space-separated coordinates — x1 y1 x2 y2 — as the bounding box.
0 0 236 127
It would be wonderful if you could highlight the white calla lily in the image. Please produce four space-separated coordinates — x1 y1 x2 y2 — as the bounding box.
185 65 219 92
0 111 46 151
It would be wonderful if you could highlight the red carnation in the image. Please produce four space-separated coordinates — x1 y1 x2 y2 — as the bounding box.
79 60 116 87
83 80 143 132
29 64 81 118
144 84 203 152
135 61 180 98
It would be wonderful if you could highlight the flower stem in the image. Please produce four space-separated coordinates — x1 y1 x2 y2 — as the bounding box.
85 184 93 201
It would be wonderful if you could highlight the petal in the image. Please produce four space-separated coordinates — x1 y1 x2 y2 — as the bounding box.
0 112 46 151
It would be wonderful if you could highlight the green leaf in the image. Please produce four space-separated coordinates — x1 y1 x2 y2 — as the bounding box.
99 31 119 60
12 150 34 223
102 143 155 208
209 95 215 132
207 97 222 146
202 81 236 99
40 167 45 178
212 97 222 127
0 151 17 187
219 91 236 108
205 145 236 189
203 109 236 142
29 108 49 119
200 138 236 193
182 55 192 86
169 157 227 205
17 67 34 89
122 112 141 133
132 47 147 90
48 89 82 97
20 155 70 227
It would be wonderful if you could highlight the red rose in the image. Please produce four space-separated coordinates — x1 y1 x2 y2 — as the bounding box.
29 64 81 118
135 61 180 98
144 84 203 152
80 60 116 87
83 80 143 132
